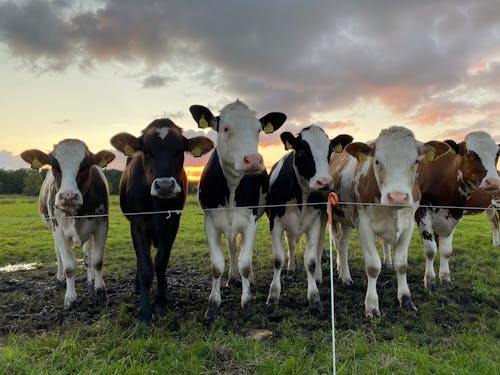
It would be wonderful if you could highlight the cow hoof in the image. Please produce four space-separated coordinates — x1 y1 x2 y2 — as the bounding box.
64 300 76 310
365 308 381 319
442 280 454 290
95 288 107 306
226 278 241 288
55 279 65 291
137 309 152 324
266 295 279 305
341 278 353 287
242 303 256 320
425 281 437 290
309 300 324 315
205 305 218 322
401 295 417 311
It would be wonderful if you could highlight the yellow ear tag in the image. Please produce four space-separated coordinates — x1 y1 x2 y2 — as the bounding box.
124 144 135 156
334 143 343 153
358 153 367 163
32 158 42 169
191 145 202 157
285 140 293 150
263 122 274 134
425 149 435 161
448 147 456 155
198 115 209 129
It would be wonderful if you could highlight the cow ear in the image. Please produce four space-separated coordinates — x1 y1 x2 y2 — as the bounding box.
345 142 372 163
329 134 353 155
280 132 297 150
20 149 50 169
92 150 116 168
110 133 141 156
259 112 287 134
186 136 215 157
190 105 218 130
444 140 459 155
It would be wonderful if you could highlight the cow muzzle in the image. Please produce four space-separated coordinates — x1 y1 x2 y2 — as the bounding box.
385 192 410 205
479 177 500 190
151 177 181 198
56 191 83 210
315 177 333 191
239 153 265 174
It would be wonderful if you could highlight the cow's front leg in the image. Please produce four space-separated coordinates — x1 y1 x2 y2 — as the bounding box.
417 210 437 288
305 220 322 312
358 220 381 318
333 223 354 285
486 208 500 246
54 228 77 309
226 236 239 286
91 220 109 305
205 216 224 321
239 218 258 314
315 213 327 284
438 231 454 289
394 226 416 311
268 221 285 304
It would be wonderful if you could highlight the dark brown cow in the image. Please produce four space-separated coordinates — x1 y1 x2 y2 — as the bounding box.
464 187 500 246
21 139 115 308
416 132 500 289
111 119 213 322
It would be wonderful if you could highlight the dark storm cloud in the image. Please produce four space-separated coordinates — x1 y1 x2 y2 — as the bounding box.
1 0 500 123
142 74 168 89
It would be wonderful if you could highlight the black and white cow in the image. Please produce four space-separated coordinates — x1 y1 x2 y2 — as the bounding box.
189 100 286 320
21 139 115 308
266 125 352 310
111 119 213 322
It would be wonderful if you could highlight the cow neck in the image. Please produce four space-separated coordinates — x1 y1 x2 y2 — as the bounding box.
218 153 244 207
356 160 381 204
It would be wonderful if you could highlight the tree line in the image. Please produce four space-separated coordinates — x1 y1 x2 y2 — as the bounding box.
0 169 200 195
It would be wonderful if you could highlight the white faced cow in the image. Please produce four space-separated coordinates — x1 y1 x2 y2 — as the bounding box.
21 139 115 309
190 100 286 320
329 126 444 318
416 132 500 289
266 125 352 311
464 188 500 246
111 119 214 323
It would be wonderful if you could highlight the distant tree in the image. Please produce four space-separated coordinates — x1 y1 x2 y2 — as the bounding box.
187 180 199 194
22 170 44 196
0 169 31 194
103 169 122 195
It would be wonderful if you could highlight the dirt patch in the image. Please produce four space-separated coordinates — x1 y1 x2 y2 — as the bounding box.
0 260 497 336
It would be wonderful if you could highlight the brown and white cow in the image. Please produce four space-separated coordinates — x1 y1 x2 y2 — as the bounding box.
111 119 213 323
189 100 286 320
329 126 444 318
21 139 115 309
464 187 500 246
416 132 500 289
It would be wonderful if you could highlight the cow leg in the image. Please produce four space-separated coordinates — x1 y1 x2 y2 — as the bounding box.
131 222 154 323
54 228 77 309
91 220 108 305
82 236 95 292
305 218 323 312
268 222 285 304
438 231 454 289
54 240 65 289
381 239 393 269
358 219 381 318
394 227 416 311
226 236 239 286
417 210 437 289
205 217 224 321
314 213 327 284
154 216 180 316
485 208 500 246
284 232 297 274
333 223 354 285
239 219 258 312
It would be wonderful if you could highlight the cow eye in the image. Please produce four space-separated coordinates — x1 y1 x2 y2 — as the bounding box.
375 159 380 165
223 127 229 133
415 159 419 165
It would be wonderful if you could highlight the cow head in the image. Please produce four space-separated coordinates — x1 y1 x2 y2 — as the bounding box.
190 100 286 174
21 139 115 211
445 131 500 192
281 126 352 191
346 126 442 206
111 119 214 198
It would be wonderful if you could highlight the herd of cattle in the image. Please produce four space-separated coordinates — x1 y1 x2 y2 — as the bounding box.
20 100 500 323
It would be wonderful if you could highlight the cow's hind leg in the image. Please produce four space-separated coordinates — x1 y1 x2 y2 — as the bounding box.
226 236 239 286
239 220 258 317
394 226 416 311
91 220 109 306
305 219 323 312
333 224 353 285
417 210 437 289
284 232 297 275
268 222 285 305
438 231 454 289
205 217 224 321
486 208 500 246
83 237 95 292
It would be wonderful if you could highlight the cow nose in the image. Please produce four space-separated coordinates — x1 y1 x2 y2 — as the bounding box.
386 192 409 205
482 177 500 190
242 154 264 172
58 191 80 205
316 177 332 190
154 179 175 192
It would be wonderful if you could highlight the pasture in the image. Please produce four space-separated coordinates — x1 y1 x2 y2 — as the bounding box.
0 194 498 374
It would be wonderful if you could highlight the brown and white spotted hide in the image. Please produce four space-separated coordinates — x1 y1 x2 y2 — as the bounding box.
416 132 500 289
21 139 115 309
329 126 444 318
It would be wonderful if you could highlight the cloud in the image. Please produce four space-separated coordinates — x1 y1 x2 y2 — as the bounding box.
0 150 29 170
1 0 500 125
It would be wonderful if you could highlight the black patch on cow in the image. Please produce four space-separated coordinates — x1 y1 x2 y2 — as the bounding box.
422 231 433 241
198 150 268 217
294 138 316 181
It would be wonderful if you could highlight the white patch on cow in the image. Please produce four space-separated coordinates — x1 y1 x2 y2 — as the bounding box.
156 127 170 140
465 131 500 188
269 155 286 188
299 126 331 190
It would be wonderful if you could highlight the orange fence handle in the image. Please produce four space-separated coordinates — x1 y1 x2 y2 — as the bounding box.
327 192 339 225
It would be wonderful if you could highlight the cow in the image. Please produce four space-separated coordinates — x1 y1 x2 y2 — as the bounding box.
329 126 446 318
266 125 352 311
416 132 500 289
464 188 500 246
110 119 214 323
21 139 115 309
189 100 286 320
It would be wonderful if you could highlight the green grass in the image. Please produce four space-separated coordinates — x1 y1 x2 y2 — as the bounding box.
0 194 499 374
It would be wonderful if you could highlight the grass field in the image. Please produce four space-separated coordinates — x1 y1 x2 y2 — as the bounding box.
0 194 499 374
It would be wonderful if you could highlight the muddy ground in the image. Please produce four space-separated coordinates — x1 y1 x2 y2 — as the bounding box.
0 260 495 337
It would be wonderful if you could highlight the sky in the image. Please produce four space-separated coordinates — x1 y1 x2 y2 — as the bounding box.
0 0 499 179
